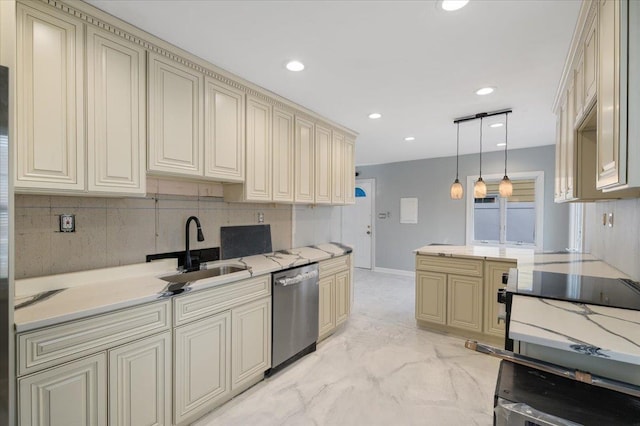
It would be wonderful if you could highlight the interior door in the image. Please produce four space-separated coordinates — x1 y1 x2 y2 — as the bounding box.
354 179 373 269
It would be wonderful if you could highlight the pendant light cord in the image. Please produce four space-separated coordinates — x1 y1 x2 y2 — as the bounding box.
456 122 460 179
479 117 483 178
504 113 508 176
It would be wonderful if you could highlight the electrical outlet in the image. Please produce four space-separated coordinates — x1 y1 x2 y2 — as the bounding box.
257 212 264 223
59 214 75 232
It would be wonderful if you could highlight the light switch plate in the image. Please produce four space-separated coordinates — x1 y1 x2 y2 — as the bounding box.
59 214 75 232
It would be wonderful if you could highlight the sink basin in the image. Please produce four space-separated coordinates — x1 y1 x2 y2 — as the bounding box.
160 265 246 284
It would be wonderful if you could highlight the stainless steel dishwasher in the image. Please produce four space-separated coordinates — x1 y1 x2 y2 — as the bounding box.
269 263 319 375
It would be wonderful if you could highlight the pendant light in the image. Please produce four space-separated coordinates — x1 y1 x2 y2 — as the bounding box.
474 117 487 198
499 112 513 197
450 122 464 199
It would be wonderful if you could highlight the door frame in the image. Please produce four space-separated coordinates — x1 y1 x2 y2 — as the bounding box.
354 178 376 270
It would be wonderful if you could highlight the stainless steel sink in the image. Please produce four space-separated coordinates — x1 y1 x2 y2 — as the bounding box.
160 265 246 284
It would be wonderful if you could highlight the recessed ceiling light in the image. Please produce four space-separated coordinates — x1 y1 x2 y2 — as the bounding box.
496 143 506 147
475 87 495 96
368 113 382 119
404 136 415 141
490 123 504 128
438 0 469 11
285 60 305 72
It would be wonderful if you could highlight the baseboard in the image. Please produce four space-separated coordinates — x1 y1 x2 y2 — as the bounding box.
372 267 415 277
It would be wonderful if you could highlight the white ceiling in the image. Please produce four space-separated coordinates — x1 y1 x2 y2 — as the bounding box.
86 0 581 166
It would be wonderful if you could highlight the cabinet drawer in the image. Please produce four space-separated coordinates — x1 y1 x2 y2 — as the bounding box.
173 275 271 326
319 255 350 278
17 300 170 376
415 255 483 277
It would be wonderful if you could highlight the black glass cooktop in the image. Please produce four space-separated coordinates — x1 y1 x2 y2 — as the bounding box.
511 270 640 311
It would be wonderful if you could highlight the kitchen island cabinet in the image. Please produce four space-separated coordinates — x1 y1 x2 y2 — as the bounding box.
414 248 517 344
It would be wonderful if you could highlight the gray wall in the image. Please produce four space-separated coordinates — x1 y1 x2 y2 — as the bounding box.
356 145 570 271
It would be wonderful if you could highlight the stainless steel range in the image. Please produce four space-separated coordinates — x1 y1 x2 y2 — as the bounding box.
269 263 319 375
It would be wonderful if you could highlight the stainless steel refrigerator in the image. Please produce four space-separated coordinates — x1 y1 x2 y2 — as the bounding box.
0 65 12 425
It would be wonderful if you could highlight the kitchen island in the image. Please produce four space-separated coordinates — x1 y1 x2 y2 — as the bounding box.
413 245 631 344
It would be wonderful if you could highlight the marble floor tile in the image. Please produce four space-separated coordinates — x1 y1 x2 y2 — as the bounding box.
193 269 500 426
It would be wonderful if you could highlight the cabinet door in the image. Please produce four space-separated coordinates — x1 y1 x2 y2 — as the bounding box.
554 96 568 202
483 261 514 338
447 274 482 332
294 117 315 203
344 137 356 204
574 51 585 123
245 96 272 201
148 52 203 177
272 108 295 202
584 13 598 110
331 131 345 205
335 270 350 326
108 332 171 426
565 81 576 200
415 271 446 325
231 298 271 390
318 275 336 339
174 312 231 425
16 3 85 191
87 27 145 195
204 78 245 182
19 353 107 426
596 0 621 188
314 124 332 204
554 110 563 203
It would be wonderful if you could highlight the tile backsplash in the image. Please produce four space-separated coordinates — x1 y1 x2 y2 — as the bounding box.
15 194 292 279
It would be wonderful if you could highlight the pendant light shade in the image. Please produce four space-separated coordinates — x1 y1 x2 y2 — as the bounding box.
450 122 464 200
474 117 486 198
499 112 513 197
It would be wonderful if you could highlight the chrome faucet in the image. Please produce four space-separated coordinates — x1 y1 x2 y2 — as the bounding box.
184 216 205 272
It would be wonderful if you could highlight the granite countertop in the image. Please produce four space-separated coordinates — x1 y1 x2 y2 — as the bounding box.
509 295 640 365
414 245 630 279
14 242 352 333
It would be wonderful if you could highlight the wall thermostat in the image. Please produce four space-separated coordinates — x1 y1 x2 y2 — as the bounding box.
59 214 75 232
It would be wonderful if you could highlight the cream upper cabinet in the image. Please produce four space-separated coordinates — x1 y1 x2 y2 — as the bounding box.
331 131 345 204
148 52 204 177
584 13 598 112
19 353 107 426
294 116 315 203
574 50 586 123
314 123 332 204
108 332 171 426
204 78 245 182
565 79 576 200
272 108 295 203
87 27 146 195
243 96 272 201
344 137 356 204
174 311 231 425
16 3 85 192
596 0 621 189
231 298 271 391
554 96 569 202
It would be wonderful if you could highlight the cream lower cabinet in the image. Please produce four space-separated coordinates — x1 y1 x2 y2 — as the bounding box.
18 353 107 426
174 312 231 425
415 271 446 325
109 332 171 426
446 274 482 332
231 298 271 390
318 255 351 341
415 254 510 342
484 261 515 338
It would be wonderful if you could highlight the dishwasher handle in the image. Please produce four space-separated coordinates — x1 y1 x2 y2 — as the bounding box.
275 270 318 287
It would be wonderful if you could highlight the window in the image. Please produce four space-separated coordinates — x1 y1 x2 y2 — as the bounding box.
465 172 544 251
